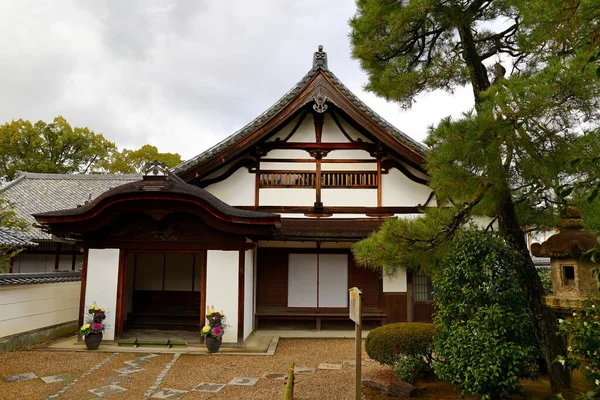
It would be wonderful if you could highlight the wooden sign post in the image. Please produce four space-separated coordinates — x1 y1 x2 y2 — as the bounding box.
349 287 362 400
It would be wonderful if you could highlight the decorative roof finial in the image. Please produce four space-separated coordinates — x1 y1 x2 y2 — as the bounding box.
312 45 328 70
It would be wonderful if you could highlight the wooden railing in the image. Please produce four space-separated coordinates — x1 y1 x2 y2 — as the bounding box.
259 171 377 189
321 171 377 188
259 171 316 187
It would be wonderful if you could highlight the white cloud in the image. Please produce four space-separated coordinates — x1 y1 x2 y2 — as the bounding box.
0 0 473 160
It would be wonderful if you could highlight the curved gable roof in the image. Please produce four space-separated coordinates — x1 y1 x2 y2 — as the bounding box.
174 46 427 181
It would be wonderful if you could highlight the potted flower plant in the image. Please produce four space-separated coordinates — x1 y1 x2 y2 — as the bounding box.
80 302 106 350
201 306 226 353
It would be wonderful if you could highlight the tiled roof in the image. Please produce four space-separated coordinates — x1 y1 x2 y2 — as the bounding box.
173 47 427 176
0 227 37 247
0 271 81 286
1 172 141 240
35 175 280 223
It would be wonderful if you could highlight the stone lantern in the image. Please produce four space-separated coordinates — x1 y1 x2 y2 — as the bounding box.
531 207 599 310
531 206 599 393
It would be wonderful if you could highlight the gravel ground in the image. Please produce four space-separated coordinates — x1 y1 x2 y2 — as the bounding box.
0 339 389 400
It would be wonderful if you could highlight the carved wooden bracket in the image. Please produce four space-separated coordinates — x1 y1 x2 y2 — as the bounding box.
308 149 332 159
312 87 329 114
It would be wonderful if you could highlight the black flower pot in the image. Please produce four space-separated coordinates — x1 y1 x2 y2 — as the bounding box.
84 333 103 350
205 336 222 353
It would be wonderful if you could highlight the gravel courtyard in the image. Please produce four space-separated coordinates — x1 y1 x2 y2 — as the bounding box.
0 338 391 399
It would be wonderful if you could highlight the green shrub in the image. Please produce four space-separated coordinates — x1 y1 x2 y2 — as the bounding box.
432 231 539 400
365 322 436 367
393 355 431 384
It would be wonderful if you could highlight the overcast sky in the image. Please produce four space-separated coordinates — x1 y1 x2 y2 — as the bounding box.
0 0 473 161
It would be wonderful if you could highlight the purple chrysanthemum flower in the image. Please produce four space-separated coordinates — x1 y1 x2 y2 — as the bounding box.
91 323 103 330
211 327 223 336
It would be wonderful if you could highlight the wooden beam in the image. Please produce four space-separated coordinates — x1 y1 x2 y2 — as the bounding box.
114 249 127 340
330 109 356 143
78 248 89 341
262 142 374 151
260 158 376 163
237 249 245 345
235 205 421 214
278 109 309 143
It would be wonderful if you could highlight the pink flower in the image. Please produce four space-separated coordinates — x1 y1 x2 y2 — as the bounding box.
92 323 103 330
211 327 223 336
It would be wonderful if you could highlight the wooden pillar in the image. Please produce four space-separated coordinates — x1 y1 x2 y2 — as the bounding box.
78 248 89 340
377 158 382 207
9 257 14 273
114 249 127 340
314 113 324 208
406 271 414 322
199 251 207 344
54 243 61 271
237 249 245 345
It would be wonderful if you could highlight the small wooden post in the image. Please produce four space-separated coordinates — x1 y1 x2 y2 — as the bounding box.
349 287 362 400
284 361 295 400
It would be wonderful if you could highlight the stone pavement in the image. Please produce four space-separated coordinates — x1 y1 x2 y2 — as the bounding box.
0 339 384 399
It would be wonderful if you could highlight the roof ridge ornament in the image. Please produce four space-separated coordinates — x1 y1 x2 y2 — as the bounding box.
144 160 168 178
312 45 328 70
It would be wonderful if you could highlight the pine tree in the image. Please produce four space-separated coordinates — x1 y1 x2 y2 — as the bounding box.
350 0 600 391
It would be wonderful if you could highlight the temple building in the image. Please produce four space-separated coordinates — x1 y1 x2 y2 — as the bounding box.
33 47 434 345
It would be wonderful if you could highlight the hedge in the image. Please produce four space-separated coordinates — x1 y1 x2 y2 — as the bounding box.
365 322 436 366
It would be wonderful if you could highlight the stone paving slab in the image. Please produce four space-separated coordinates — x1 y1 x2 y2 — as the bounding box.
114 366 144 374
138 353 159 358
343 360 366 367
192 382 226 393
294 366 316 374
228 377 259 386
318 363 343 370
89 384 127 397
3 372 38 382
150 388 188 399
262 372 287 380
104 375 135 384
123 358 151 366
41 374 73 383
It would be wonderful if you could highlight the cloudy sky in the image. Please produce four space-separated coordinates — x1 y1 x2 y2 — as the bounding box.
0 0 473 161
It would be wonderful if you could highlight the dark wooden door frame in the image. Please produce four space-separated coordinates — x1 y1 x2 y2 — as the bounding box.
114 249 209 341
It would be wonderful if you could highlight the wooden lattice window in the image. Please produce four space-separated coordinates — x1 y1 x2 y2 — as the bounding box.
259 171 316 188
321 171 377 188
259 171 377 188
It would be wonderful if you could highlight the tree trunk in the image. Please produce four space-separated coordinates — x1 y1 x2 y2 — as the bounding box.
456 17 570 391
497 190 569 392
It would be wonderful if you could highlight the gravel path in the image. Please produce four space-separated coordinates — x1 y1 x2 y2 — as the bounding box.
0 339 389 399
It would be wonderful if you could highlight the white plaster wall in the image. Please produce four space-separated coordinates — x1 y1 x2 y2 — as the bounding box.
206 250 239 343
336 117 373 143
244 249 254 341
0 282 80 338
383 268 408 292
321 162 377 171
322 189 377 207
286 114 315 142
322 114 351 143
261 162 316 171
267 114 307 142
382 168 432 206
260 188 315 206
326 149 373 160
398 160 430 181
205 168 255 206
263 149 313 159
85 249 119 341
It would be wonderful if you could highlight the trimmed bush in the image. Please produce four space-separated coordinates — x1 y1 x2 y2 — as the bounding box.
365 322 436 367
